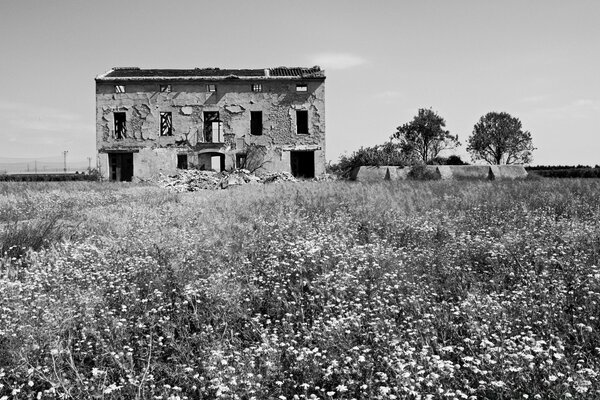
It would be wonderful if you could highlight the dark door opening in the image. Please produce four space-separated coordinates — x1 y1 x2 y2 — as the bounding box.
290 151 315 178
108 153 134 182
198 152 225 172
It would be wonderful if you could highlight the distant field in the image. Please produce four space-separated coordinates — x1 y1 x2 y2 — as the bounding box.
1 180 599 399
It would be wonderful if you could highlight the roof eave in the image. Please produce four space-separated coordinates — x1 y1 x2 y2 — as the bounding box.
95 75 325 82
95 68 115 80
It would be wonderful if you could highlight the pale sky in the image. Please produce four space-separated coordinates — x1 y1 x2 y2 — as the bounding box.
1 0 599 166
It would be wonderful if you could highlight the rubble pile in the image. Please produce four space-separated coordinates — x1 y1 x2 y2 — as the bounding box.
260 171 297 184
158 169 299 192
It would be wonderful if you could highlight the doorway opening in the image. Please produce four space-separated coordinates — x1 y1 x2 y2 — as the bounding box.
198 152 225 172
108 153 134 181
290 151 314 178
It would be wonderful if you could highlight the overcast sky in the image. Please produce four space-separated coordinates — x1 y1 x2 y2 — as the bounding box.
0 0 598 166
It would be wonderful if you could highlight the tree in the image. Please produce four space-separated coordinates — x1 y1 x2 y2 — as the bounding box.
391 108 460 164
467 112 535 164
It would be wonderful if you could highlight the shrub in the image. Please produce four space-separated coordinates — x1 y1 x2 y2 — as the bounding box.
428 155 469 165
330 141 408 177
407 164 440 180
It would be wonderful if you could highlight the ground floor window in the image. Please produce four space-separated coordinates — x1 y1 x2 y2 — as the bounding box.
177 154 188 169
290 151 314 178
236 153 247 169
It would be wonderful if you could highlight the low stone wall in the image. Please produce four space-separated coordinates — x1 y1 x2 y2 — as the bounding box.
446 165 493 180
350 166 390 182
490 165 528 179
351 165 528 181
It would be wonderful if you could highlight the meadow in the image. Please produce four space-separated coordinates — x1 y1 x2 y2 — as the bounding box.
0 179 599 399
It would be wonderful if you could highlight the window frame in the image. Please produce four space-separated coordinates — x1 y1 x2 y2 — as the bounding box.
296 84 308 92
251 83 262 92
160 112 173 136
114 112 127 139
160 84 172 93
207 84 217 92
114 85 126 93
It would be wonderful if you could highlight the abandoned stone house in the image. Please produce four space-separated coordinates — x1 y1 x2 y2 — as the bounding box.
95 66 326 181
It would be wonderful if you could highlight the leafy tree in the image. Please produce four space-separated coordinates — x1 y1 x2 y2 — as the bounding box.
467 112 535 164
391 108 460 163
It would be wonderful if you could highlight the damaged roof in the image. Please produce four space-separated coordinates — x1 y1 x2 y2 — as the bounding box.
96 66 325 81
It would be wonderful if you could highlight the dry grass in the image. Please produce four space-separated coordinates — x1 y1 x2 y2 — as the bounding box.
1 179 599 399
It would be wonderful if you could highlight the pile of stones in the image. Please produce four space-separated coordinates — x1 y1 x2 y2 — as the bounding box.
158 169 298 192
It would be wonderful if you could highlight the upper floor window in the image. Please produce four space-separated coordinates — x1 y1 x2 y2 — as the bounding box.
160 112 173 136
114 112 126 139
296 110 308 134
160 84 172 93
252 84 262 92
250 111 262 136
207 84 216 92
296 84 307 92
203 111 222 142
114 85 126 93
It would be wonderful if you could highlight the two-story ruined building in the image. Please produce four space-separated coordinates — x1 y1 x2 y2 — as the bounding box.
95 67 326 181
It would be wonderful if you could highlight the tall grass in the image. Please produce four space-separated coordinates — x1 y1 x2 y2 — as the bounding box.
1 179 599 399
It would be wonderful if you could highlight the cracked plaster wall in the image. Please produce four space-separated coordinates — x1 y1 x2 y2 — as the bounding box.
96 80 325 179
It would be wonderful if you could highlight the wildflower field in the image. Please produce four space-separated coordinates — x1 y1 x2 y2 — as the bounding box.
1 179 599 399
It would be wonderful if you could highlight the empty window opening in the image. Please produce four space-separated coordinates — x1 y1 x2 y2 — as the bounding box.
296 84 307 92
114 85 126 93
250 111 263 136
290 151 315 179
296 110 309 134
160 84 172 93
203 112 222 143
207 84 216 92
108 153 134 182
177 154 188 169
160 112 172 136
252 84 262 92
236 154 247 169
114 112 127 139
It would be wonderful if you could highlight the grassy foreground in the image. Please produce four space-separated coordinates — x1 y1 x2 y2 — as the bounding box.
1 179 599 399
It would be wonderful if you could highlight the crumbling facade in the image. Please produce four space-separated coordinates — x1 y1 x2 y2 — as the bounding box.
95 67 326 181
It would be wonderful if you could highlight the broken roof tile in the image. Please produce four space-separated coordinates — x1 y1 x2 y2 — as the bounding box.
97 66 324 81
268 66 323 77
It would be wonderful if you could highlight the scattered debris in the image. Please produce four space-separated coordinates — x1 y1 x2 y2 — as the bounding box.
158 169 299 192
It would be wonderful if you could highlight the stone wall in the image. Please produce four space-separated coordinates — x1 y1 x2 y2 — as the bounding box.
96 79 325 179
